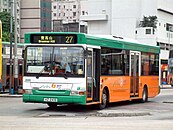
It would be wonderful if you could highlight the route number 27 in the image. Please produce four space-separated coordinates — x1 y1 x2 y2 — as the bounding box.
66 36 73 43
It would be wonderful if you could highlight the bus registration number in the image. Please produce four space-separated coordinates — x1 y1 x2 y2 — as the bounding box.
43 98 58 102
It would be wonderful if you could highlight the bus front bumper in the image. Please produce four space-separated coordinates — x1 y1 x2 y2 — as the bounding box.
23 94 86 105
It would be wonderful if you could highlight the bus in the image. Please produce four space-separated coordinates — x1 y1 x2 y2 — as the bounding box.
168 49 173 87
23 32 160 109
2 42 24 92
0 21 2 92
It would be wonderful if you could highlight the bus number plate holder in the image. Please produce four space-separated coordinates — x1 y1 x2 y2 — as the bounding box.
43 98 58 102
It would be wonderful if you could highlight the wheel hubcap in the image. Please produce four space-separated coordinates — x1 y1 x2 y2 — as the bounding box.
102 93 107 105
143 90 146 101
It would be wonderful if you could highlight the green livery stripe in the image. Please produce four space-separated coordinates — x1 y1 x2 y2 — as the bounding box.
32 90 70 96
23 94 86 105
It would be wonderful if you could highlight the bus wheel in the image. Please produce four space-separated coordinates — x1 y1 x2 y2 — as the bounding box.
170 80 173 87
98 89 107 109
141 87 148 103
47 103 57 108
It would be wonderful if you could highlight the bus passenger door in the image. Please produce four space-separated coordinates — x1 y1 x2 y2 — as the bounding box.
86 49 100 102
130 51 141 98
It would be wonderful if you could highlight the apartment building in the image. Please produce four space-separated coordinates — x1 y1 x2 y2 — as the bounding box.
0 0 10 12
20 0 52 43
52 0 87 32
52 0 80 23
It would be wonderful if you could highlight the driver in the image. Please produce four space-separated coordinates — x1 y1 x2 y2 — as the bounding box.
55 56 71 73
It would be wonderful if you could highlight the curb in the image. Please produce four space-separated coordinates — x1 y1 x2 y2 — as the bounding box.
38 110 151 117
0 94 22 98
96 110 151 117
163 101 173 104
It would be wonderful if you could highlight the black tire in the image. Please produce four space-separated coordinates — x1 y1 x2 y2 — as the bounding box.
98 89 108 109
47 103 57 108
141 87 148 103
170 80 173 87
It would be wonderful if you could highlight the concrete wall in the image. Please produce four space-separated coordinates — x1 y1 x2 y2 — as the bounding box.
81 0 111 35
111 0 158 39
21 0 40 8
136 27 156 46
157 11 173 44
20 0 40 43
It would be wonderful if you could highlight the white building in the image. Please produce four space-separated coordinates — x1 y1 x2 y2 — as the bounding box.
52 0 88 32
0 0 11 12
52 0 81 23
81 0 173 84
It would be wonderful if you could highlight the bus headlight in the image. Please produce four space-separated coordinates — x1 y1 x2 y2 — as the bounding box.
79 91 85 95
23 89 32 94
70 90 79 95
70 91 85 95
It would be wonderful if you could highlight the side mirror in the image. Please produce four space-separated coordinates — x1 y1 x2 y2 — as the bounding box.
22 50 25 58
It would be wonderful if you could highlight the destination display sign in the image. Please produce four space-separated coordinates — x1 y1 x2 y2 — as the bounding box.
30 34 77 44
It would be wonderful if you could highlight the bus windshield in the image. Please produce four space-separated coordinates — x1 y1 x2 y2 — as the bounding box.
25 46 85 77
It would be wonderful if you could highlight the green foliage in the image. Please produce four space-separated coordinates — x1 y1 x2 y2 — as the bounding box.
0 11 11 32
141 16 158 29
2 32 10 42
0 11 14 42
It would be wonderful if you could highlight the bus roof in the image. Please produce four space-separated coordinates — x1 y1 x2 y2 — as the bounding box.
25 32 160 54
84 34 160 54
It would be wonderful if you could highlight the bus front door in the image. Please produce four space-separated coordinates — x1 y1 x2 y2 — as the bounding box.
130 51 140 98
86 49 100 102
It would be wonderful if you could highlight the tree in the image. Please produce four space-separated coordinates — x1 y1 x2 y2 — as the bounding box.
2 32 10 42
140 16 157 33
0 11 14 42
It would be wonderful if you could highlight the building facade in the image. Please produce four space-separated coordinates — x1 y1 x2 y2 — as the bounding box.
20 0 52 43
81 0 173 84
52 0 80 23
52 0 87 32
0 0 11 12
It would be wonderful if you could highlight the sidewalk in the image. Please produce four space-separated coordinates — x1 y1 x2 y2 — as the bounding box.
0 93 22 98
160 84 172 89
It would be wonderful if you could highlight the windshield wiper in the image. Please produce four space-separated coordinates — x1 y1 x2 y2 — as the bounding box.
36 63 68 79
36 63 51 79
61 73 68 79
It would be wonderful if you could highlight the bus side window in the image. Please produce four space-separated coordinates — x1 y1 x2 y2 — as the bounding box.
101 58 110 75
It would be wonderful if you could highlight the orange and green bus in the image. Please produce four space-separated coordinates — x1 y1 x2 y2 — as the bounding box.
0 21 2 91
23 32 160 109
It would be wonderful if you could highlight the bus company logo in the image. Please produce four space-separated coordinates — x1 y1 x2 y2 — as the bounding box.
51 84 61 89
120 78 127 87
120 78 124 87
40 85 51 89
113 78 126 87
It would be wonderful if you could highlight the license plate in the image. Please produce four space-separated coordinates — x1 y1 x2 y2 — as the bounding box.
43 98 58 102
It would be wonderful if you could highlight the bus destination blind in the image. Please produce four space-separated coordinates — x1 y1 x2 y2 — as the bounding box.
30 34 77 44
